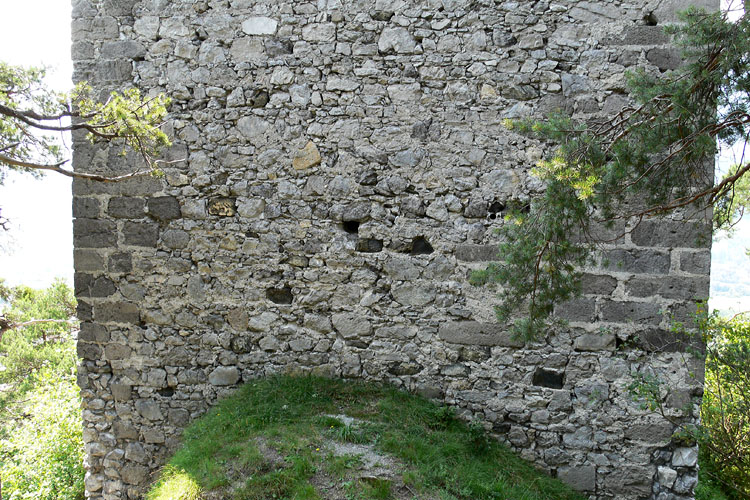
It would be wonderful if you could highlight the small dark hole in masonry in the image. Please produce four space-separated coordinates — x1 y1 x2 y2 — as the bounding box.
532 368 564 389
158 388 174 398
493 421 511 433
488 201 505 220
410 236 434 255
644 12 658 26
615 336 625 349
342 220 360 234
266 287 294 305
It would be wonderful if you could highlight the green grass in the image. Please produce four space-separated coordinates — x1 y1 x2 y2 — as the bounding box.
147 375 585 500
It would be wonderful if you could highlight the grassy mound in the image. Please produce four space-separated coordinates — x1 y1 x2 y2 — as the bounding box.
148 375 584 500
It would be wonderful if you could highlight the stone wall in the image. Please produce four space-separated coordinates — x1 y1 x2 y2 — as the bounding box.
72 0 715 498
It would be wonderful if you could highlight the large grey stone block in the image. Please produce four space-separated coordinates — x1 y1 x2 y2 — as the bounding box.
631 221 711 248
438 322 523 347
147 196 181 220
599 300 662 324
74 219 116 248
679 250 711 274
209 366 240 386
602 248 670 274
75 273 117 298
554 297 596 322
558 465 596 492
122 221 159 247
94 301 140 324
625 276 709 300
108 197 145 218
455 244 498 262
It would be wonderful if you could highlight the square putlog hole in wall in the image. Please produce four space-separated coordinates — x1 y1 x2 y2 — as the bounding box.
532 368 565 389
266 287 294 304
410 236 434 255
342 220 360 234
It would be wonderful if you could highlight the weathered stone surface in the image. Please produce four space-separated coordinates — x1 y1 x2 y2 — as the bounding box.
599 300 662 325
391 282 436 307
455 244 498 262
554 298 595 322
105 343 133 360
147 196 181 220
292 141 322 170
242 17 278 35
438 322 523 347
79 322 110 343
658 466 678 489
101 40 145 60
302 23 336 42
108 197 144 218
680 250 711 274
631 220 711 248
637 328 704 353
108 252 133 272
580 273 618 295
208 366 240 386
672 447 699 467
111 384 132 401
74 249 105 272
59 200 90 226
604 465 654 497
75 274 116 298
607 26 670 46
121 465 149 485
573 332 615 351
230 37 265 62
558 466 596 492
77 342 102 360
73 2 710 499
378 27 417 54
122 222 159 247
74 219 116 248
94 302 140 324
332 313 372 339
602 248 671 274
647 48 682 71
625 276 709 300
161 229 190 249
207 197 235 217
135 400 163 421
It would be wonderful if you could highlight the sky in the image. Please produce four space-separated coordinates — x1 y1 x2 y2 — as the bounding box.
0 1 74 289
0 1 748 314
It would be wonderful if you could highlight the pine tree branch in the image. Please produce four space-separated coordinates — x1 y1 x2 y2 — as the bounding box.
0 102 118 138
0 316 77 343
0 153 157 181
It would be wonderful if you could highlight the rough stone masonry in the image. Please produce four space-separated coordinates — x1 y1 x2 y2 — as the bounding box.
71 0 716 498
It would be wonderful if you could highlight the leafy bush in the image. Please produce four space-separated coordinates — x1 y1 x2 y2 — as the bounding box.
0 280 83 500
698 314 750 499
0 362 85 500
629 309 750 499
0 278 76 395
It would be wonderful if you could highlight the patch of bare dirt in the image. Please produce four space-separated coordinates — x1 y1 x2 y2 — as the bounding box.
202 413 439 499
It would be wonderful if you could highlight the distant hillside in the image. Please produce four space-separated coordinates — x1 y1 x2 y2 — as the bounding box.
711 218 750 314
